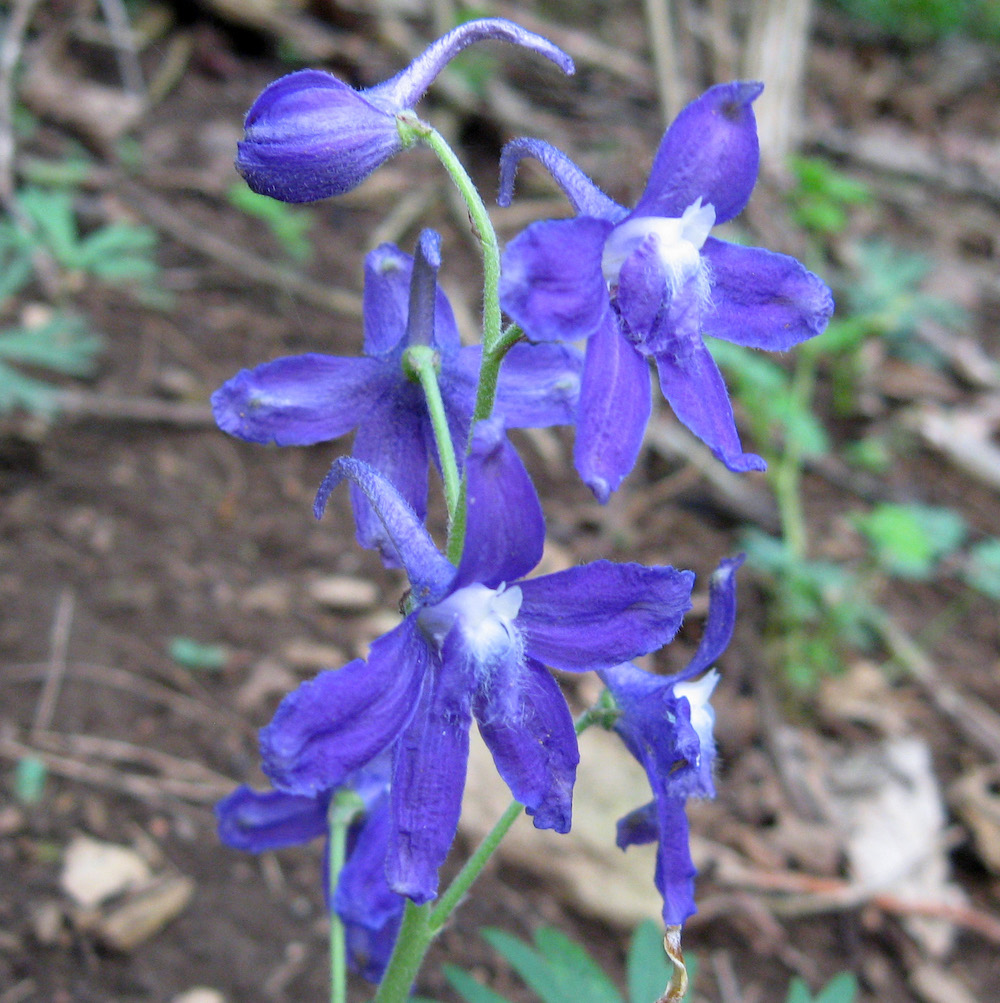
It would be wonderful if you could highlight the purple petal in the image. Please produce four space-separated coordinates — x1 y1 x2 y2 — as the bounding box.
634 81 763 225
315 457 454 600
701 238 834 350
237 70 401 203
216 786 327 852
345 913 403 984
211 354 385 446
498 139 625 220
453 417 544 590
363 241 461 360
387 635 473 902
652 797 697 926
476 658 578 832
573 314 651 503
653 340 766 473
616 800 658 848
517 562 694 672
371 19 573 111
404 229 443 349
349 392 431 565
670 555 743 683
260 618 428 795
500 216 613 342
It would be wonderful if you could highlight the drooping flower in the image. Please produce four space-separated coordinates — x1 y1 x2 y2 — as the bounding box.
236 19 574 203
600 555 742 926
497 82 834 501
212 229 581 564
259 416 696 903
215 756 404 982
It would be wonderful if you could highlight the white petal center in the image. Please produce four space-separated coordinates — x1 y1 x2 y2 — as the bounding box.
418 582 523 667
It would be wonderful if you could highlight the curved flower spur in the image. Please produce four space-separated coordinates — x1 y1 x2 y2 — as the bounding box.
236 19 575 203
259 416 696 903
497 82 834 501
212 229 581 564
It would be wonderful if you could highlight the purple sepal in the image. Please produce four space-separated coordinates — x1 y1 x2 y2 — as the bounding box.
237 70 402 203
211 354 384 446
498 138 625 220
475 657 578 832
260 618 427 795
315 457 454 601
371 19 574 110
573 313 651 503
215 786 328 852
616 800 657 848
700 238 835 350
499 216 613 342
652 797 698 926
653 342 766 474
453 417 544 591
634 81 763 225
517 562 694 672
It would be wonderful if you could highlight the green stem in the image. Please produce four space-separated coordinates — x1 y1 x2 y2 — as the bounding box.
372 900 433 1003
405 345 461 521
327 791 365 1003
398 113 503 354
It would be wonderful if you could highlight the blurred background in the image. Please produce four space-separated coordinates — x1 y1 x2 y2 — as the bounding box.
1 0 999 1000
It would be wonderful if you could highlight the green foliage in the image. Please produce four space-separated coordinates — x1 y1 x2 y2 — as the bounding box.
0 312 102 415
854 502 967 579
227 182 314 262
742 529 877 690
829 0 1000 43
709 338 829 460
168 636 230 671
15 755 48 805
786 972 858 1003
787 157 871 238
962 538 1000 599
626 920 678 1003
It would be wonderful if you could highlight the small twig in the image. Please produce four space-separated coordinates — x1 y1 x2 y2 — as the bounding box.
52 390 214 427
0 0 42 206
642 0 685 124
30 588 75 738
711 950 743 1003
96 0 145 97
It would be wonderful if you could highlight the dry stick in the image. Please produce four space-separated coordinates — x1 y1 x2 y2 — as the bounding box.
51 390 214 427
119 181 363 318
642 0 685 125
96 0 145 96
30 588 75 738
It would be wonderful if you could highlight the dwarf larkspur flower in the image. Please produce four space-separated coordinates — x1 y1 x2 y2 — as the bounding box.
236 19 574 203
600 555 742 925
498 82 834 500
212 230 581 563
259 416 695 902
215 756 404 981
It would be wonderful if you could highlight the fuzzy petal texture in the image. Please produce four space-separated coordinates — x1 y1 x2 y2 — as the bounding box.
517 562 694 672
498 138 625 220
215 786 329 852
237 71 401 203
475 657 578 832
653 340 766 473
315 457 454 601
574 313 652 503
634 81 763 224
453 417 544 591
211 354 386 446
260 618 427 795
500 216 614 342
700 238 835 350
387 635 473 902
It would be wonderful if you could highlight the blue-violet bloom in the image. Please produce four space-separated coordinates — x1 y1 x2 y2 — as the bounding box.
498 82 834 500
600 555 742 926
215 756 403 982
237 18 574 202
259 416 696 903
212 229 581 564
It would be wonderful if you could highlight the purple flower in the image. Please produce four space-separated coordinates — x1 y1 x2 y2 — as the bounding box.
215 756 404 982
498 82 834 500
259 416 695 903
237 19 574 202
600 555 742 926
212 229 581 564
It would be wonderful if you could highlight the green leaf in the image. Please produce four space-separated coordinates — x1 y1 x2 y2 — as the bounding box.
168 637 229 671
814 972 858 1003
785 977 812 1003
444 966 515 1003
963 538 1000 599
627 920 671 1003
227 183 314 262
854 503 967 579
15 755 47 804
0 314 102 375
483 927 622 1003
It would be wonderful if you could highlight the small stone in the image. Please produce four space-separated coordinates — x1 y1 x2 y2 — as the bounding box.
241 580 293 616
61 836 151 910
96 874 195 951
30 901 65 945
307 575 379 611
171 988 227 1003
283 640 346 671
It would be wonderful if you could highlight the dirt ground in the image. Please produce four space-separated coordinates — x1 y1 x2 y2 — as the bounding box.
2 3 1000 1002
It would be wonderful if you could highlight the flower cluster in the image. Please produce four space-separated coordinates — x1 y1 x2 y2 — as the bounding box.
214 17 831 990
